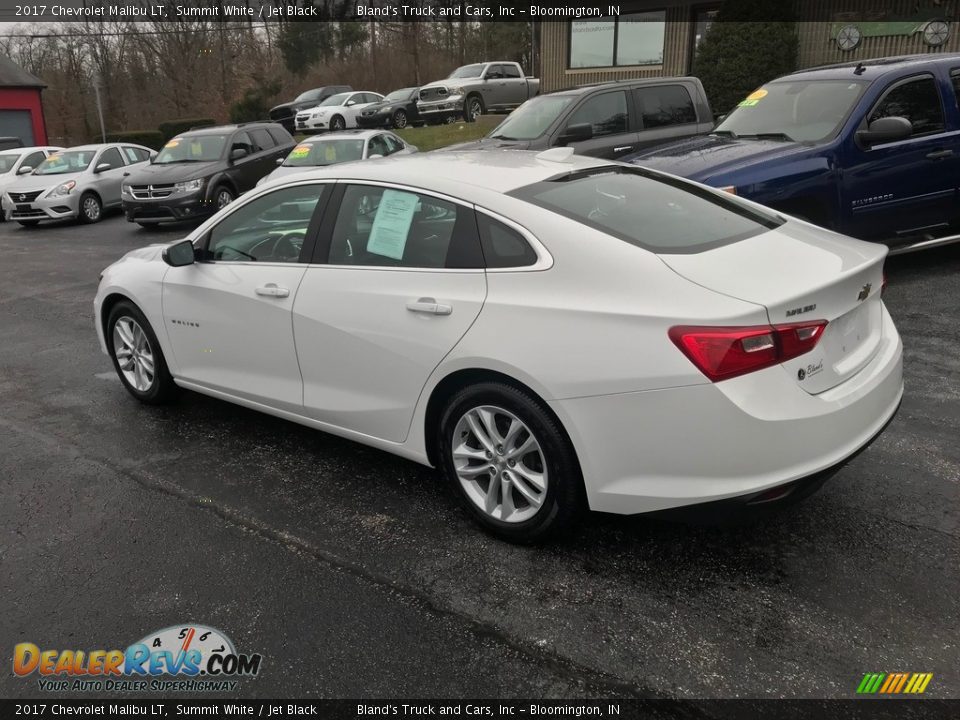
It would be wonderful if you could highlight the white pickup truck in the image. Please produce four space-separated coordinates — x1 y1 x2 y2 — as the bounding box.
417 61 540 124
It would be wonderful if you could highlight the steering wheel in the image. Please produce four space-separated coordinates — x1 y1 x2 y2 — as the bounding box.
267 232 303 262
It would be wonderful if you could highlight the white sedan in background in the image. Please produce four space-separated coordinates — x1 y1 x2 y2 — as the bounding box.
257 130 416 186
0 145 63 219
295 91 384 132
93 150 903 543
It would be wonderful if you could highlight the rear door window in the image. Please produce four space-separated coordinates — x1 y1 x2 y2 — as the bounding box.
502 64 522 79
567 91 629 137
868 75 945 136
635 85 697 128
510 168 783 255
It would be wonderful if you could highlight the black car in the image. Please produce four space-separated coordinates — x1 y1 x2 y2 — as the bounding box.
441 77 715 160
0 137 24 151
121 122 294 227
355 87 421 129
269 85 352 134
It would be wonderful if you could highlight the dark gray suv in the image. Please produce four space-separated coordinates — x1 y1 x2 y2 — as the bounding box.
443 77 715 160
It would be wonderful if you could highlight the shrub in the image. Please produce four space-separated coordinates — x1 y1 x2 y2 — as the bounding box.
158 118 216 142
229 81 281 124
103 130 165 150
692 0 798 117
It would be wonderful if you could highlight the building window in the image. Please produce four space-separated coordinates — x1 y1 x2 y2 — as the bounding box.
569 11 666 69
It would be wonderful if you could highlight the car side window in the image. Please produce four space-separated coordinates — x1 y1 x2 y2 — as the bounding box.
567 91 629 137
22 151 45 170
636 85 697 128
868 76 945 136
206 184 326 263
368 135 389 157
383 134 404 154
502 64 521 79
476 214 538 268
486 65 503 80
122 146 149 163
231 132 255 156
268 126 293 146
99 147 124 170
250 129 275 151
328 184 481 269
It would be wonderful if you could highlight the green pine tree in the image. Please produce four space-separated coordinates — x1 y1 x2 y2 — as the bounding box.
692 0 798 117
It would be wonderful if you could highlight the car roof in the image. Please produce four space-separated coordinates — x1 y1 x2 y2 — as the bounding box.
0 145 58 155
785 53 960 82
550 76 696 96
300 130 388 141
281 150 612 194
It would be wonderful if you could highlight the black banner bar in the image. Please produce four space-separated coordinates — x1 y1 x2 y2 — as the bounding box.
2 700 960 720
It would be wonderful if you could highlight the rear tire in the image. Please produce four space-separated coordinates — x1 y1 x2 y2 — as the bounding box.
437 382 585 544
106 300 179 405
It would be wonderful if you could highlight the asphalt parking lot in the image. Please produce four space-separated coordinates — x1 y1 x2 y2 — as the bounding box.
1 212 958 700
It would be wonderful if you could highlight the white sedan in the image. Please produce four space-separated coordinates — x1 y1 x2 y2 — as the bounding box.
295 91 384 132
94 150 903 543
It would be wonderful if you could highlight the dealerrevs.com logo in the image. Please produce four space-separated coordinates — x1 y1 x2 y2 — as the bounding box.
13 624 262 693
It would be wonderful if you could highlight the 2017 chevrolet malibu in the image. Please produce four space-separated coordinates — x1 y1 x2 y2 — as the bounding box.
94 150 903 542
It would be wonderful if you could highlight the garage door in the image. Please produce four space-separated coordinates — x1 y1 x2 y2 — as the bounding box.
0 110 34 145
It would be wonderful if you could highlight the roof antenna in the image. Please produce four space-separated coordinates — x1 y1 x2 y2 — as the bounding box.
853 62 866 75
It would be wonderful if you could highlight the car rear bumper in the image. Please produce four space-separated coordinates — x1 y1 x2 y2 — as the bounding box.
4 192 79 221
550 304 904 516
123 195 214 224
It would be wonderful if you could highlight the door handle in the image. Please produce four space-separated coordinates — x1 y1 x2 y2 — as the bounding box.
614 145 634 153
255 283 289 298
926 149 954 160
406 297 452 316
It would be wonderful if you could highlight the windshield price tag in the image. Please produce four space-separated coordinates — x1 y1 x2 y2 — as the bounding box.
738 89 768 107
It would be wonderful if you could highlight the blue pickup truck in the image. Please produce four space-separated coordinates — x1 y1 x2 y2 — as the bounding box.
626 54 960 254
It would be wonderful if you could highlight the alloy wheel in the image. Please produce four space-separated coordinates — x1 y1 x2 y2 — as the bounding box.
112 316 155 392
393 110 408 129
216 188 233 209
469 99 483 120
82 196 101 221
452 405 548 523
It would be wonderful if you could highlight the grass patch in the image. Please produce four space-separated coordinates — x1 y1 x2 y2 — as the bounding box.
396 115 501 151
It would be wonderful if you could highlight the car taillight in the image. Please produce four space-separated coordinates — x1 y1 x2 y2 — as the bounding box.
669 320 828 382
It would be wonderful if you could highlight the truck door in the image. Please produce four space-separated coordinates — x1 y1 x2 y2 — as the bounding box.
552 89 640 159
842 73 958 241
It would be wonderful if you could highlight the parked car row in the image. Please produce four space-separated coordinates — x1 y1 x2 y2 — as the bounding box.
2 122 415 229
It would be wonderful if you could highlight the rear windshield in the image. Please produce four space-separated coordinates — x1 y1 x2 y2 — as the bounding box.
510 168 783 254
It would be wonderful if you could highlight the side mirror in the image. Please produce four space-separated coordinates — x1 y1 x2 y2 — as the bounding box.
230 147 248 161
16 165 32 175
856 116 912 148
275 157 284 165
162 239 196 267
149 151 158 161
346 100 356 106
368 153 384 159
95 162 112 173
558 123 593 145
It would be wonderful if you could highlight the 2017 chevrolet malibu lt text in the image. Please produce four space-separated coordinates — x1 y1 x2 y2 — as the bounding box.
93 151 903 542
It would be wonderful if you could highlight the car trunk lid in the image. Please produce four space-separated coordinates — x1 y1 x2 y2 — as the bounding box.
659 221 887 394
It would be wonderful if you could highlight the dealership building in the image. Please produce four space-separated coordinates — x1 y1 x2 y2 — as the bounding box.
538 1 960 92
0 56 48 146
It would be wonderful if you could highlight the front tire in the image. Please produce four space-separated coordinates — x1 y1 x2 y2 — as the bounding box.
464 95 484 123
106 301 178 405
330 115 346 131
391 109 408 129
213 185 234 210
79 192 102 224
438 382 585 543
